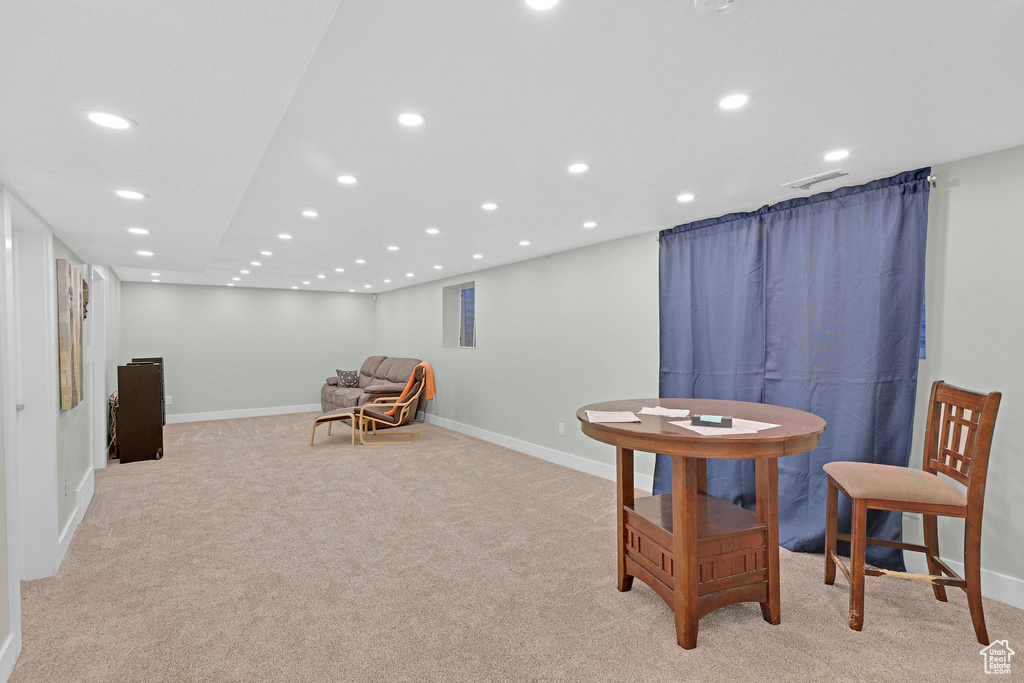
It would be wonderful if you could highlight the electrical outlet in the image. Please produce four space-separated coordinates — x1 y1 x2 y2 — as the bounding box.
166 395 172 405
558 422 565 436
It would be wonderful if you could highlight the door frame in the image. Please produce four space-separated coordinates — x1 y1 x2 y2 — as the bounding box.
90 267 107 469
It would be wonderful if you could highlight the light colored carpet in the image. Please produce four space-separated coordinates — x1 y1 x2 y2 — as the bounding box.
10 414 1023 682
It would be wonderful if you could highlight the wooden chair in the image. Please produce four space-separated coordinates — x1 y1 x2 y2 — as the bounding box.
824 380 1001 644
356 367 425 445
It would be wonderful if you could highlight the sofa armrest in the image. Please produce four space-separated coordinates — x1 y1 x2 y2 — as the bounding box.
325 377 339 386
363 382 406 395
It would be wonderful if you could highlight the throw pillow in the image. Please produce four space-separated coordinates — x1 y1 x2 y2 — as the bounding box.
336 370 359 388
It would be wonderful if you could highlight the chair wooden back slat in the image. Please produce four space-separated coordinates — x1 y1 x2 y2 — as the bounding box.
924 382 999 491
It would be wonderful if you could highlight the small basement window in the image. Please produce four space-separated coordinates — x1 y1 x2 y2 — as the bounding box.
442 282 476 348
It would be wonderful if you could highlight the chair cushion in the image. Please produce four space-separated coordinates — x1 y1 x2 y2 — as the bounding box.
362 404 402 426
823 462 967 507
330 387 364 408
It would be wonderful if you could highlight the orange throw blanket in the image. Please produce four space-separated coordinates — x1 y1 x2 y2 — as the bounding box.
385 361 436 416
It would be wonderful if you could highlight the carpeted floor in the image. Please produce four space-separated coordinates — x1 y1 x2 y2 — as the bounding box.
10 414 1023 681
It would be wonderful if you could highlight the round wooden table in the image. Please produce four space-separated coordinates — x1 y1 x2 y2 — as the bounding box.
577 398 826 649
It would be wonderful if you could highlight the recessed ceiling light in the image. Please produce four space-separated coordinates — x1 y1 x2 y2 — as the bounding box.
426 227 440 235
406 273 414 277
86 111 135 130
355 259 366 264
349 289 355 292
226 283 233 286
116 190 147 200
128 227 149 235
317 274 326 279
303 281 310 285
240 270 250 274
719 93 749 110
150 272 160 277
292 286 299 290
261 251 272 256
384 279 391 283
301 210 318 218
233 277 240 281
676 193 695 203
387 245 399 251
136 250 153 256
337 175 358 185
583 221 597 228
434 265 443 270
398 112 425 127
525 0 561 9
250 261 261 266
482 203 498 211
364 284 372 288
278 234 292 240
568 162 589 173
151 279 160 283
472 254 483 259
824 149 850 162
519 240 530 246
335 267 345 272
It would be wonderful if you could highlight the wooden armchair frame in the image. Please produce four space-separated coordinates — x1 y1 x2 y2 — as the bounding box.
356 381 425 445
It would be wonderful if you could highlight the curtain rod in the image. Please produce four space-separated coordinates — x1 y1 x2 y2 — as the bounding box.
659 174 940 239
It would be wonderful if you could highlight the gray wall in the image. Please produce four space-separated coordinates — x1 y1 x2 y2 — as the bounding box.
375 233 661 474
903 145 1024 582
52 237 92 534
119 284 377 416
102 267 122 399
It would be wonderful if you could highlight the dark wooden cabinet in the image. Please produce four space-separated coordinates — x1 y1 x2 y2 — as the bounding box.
117 363 164 463
131 357 165 425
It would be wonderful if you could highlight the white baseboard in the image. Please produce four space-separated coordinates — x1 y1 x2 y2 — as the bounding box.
0 631 20 682
422 413 654 492
166 403 321 424
904 552 1024 610
57 468 95 568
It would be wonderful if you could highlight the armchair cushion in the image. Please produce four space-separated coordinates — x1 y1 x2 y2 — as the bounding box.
336 370 359 388
325 376 339 386
361 403 403 426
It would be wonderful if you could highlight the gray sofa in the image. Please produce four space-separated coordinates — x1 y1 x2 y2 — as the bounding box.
320 355 421 412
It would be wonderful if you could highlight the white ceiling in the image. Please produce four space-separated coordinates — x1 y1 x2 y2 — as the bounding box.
2 0 1023 293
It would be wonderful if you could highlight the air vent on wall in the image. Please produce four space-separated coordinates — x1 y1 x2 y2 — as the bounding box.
782 169 849 191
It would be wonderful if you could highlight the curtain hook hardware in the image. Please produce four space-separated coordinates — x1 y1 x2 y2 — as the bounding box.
927 175 937 188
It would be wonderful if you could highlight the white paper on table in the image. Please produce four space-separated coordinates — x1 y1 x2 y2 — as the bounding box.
585 410 642 423
668 418 780 436
731 418 780 432
638 406 691 418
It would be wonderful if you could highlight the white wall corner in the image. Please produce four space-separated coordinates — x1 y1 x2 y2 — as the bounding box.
422 413 654 493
